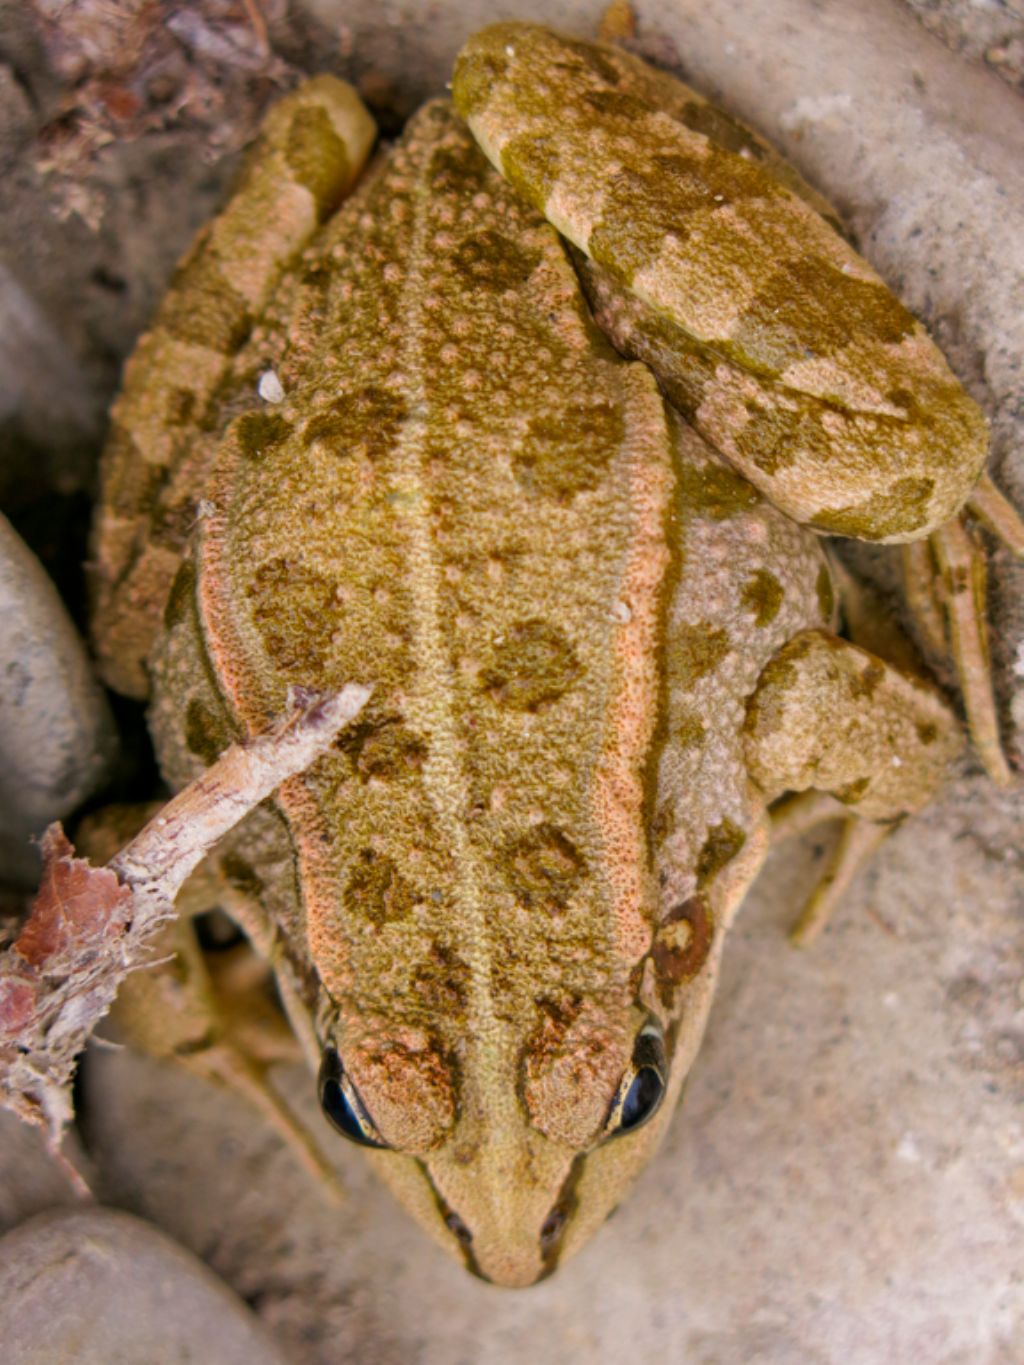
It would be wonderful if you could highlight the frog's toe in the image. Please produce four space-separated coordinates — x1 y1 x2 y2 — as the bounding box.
768 792 896 944
903 482 1024 788
787 816 893 946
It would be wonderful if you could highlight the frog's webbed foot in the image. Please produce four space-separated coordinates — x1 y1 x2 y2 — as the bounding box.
902 475 1024 788
747 629 962 943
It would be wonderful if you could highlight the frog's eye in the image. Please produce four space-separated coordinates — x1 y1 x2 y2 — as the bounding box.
602 1018 668 1140
318 1047 390 1149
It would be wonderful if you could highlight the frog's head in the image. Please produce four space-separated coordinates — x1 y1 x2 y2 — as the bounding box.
314 981 714 1286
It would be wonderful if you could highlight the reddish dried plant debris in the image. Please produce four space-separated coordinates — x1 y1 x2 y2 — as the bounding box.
0 976 40 1041
13 826 133 970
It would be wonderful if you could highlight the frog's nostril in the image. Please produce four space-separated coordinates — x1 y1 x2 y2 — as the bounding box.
540 1205 567 1250
445 1210 474 1245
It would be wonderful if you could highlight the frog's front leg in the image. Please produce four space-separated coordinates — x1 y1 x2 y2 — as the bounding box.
78 807 341 1198
744 629 962 942
105 907 344 1202
91 77 376 699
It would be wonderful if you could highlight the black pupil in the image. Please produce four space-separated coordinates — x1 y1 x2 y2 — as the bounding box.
321 1076 374 1146
620 1066 664 1131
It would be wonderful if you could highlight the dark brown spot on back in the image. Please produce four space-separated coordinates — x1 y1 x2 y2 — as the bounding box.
353 719 427 780
164 559 196 630
482 619 582 710
514 400 623 500
246 556 340 679
452 229 541 292
677 459 761 520
506 825 584 911
741 569 785 626
302 386 408 460
236 410 292 460
345 849 417 927
696 819 747 887
666 621 730 691
185 696 232 765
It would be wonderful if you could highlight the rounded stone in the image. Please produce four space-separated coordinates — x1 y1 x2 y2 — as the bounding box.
0 514 118 884
0 1207 286 1365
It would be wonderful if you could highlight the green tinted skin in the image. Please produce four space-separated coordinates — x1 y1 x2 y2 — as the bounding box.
96 68 962 1287
453 23 990 543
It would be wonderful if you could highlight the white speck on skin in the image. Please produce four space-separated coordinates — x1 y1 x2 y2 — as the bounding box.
611 600 632 623
258 370 284 404
1012 642 1024 678
892 755 903 767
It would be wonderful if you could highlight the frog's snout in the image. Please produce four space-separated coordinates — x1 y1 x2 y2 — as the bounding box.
422 1139 578 1288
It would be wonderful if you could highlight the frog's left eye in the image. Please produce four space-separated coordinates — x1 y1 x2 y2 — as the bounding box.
602 1018 668 1140
318 1048 390 1149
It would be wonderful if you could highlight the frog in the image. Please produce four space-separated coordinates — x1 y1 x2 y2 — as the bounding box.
87 25 1017 1288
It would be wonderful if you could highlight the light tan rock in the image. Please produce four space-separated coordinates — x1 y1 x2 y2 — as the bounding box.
0 1207 286 1365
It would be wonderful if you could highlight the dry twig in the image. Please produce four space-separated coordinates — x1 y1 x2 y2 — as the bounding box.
0 683 371 1150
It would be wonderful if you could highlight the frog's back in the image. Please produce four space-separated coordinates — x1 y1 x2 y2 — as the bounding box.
152 101 678 1139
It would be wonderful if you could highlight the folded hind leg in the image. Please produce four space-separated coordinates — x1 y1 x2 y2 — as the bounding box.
745 629 962 942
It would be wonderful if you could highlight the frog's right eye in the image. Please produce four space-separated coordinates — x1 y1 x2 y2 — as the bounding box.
602 1018 668 1140
318 1048 389 1149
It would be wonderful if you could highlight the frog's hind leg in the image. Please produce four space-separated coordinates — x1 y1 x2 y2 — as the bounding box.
902 477 1024 788
746 629 963 942
92 77 376 699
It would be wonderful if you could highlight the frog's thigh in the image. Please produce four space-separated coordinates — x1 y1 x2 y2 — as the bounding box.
745 629 962 942
92 77 376 698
